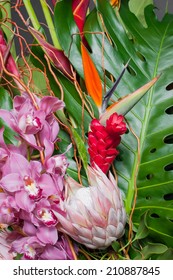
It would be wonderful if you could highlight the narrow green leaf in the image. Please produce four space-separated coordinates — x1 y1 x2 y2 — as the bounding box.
54 0 83 76
71 128 88 172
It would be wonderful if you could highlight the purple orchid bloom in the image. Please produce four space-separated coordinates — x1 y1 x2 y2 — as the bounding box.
0 152 61 212
0 193 19 224
0 93 64 153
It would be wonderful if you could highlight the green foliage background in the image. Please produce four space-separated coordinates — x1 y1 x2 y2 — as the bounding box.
53 0 173 259
2 0 172 259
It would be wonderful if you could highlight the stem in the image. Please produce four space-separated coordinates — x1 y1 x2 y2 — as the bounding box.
165 0 168 14
65 234 78 260
56 110 70 127
40 0 62 49
1 1 16 57
23 0 41 30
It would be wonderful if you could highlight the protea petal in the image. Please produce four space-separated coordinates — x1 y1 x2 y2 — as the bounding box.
54 166 126 249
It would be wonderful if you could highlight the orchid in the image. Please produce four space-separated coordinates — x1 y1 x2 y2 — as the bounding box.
0 93 64 153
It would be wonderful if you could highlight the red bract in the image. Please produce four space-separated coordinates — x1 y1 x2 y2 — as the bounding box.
72 0 90 34
29 27 73 79
88 113 126 173
52 0 89 45
0 29 19 77
72 0 90 46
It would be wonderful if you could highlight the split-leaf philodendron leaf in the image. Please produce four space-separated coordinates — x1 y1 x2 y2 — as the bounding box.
94 0 173 248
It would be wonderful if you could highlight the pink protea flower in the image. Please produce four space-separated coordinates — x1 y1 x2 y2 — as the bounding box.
88 113 126 173
54 166 126 249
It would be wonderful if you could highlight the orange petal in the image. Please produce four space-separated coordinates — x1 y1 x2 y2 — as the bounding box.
81 43 102 108
110 0 121 8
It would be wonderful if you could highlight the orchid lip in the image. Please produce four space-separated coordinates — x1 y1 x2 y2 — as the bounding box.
26 115 42 128
33 117 42 128
23 244 36 260
23 176 42 200
37 208 57 226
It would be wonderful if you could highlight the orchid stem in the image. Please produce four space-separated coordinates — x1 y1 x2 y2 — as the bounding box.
23 0 41 30
65 234 78 260
40 0 62 49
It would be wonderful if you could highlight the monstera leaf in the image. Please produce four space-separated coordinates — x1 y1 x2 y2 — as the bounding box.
54 0 173 253
92 1 173 249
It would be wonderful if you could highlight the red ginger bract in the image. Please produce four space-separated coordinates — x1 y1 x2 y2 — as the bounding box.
88 113 126 174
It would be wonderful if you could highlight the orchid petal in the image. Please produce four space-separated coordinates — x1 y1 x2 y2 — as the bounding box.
0 173 22 192
15 191 35 212
40 96 64 115
36 226 58 245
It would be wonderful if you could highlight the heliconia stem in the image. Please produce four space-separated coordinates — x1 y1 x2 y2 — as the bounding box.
1 1 16 58
23 0 41 30
40 0 62 49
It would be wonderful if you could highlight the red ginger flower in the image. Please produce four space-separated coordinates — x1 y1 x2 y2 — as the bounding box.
88 113 126 174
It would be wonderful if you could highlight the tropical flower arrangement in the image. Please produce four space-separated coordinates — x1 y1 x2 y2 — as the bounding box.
0 0 173 260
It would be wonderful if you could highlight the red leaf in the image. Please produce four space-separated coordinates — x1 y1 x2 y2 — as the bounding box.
72 0 90 33
29 27 73 79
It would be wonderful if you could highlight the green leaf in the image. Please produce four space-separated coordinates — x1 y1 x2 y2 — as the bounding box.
155 248 173 260
71 127 88 172
112 241 121 252
0 88 18 145
67 158 88 187
93 1 173 250
134 243 168 260
129 0 153 26
0 118 18 146
133 212 149 240
58 130 74 158
54 0 83 76
0 87 13 110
